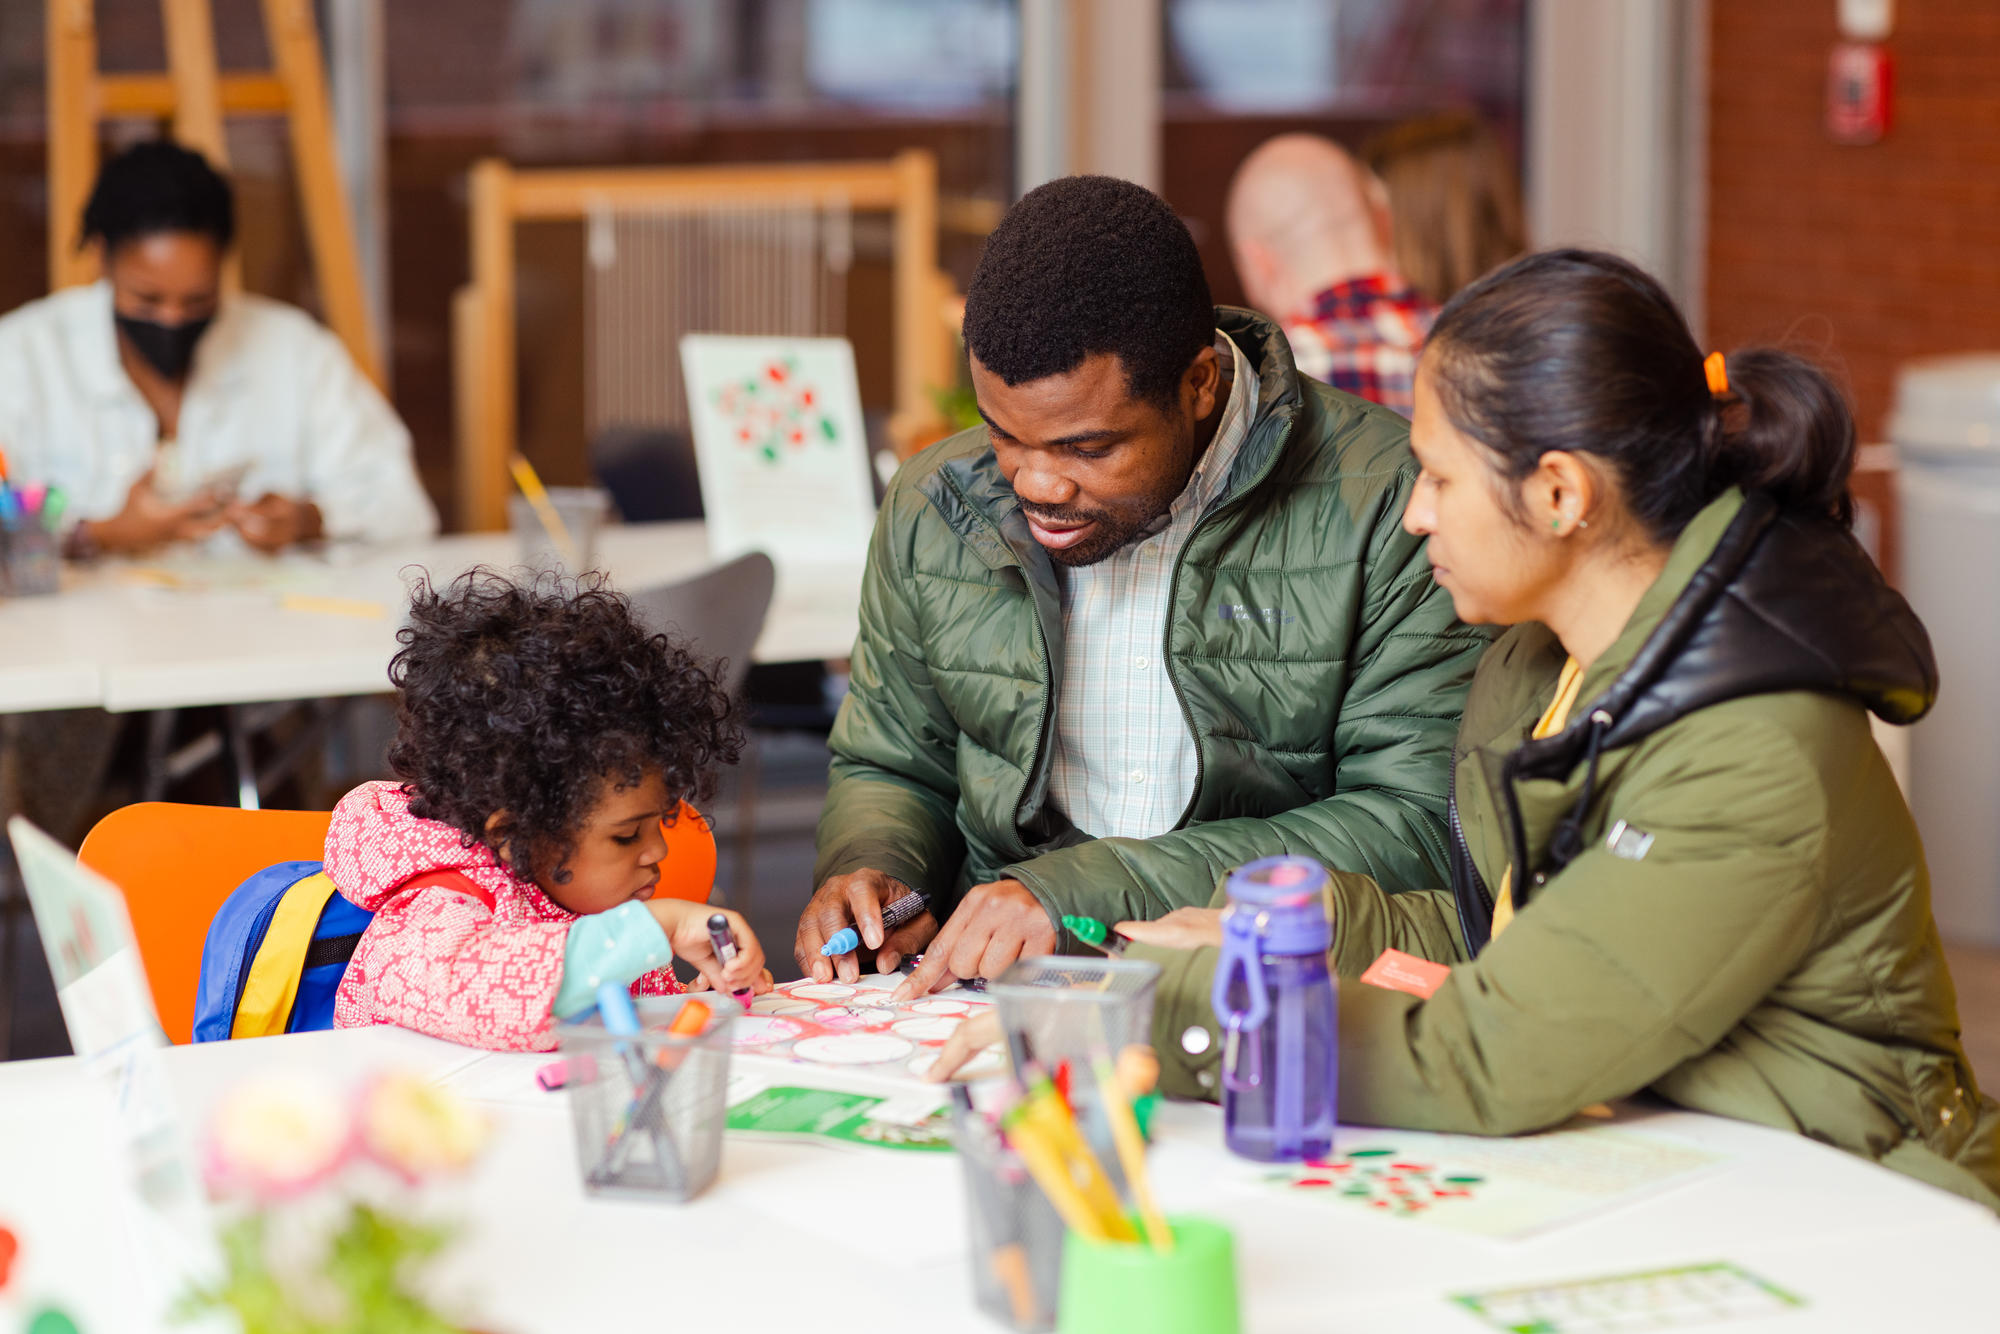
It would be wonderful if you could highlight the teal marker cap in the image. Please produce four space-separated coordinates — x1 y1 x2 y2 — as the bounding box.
821 926 862 956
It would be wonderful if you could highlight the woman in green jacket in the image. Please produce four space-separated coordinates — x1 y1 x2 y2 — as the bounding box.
1119 248 2000 1208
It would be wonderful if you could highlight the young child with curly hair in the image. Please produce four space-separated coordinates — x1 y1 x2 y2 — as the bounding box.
324 569 765 1050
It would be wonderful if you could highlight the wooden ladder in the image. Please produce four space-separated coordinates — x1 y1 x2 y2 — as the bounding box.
45 0 381 386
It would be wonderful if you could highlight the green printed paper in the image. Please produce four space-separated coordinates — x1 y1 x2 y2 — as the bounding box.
1453 1261 1804 1334
725 1084 952 1152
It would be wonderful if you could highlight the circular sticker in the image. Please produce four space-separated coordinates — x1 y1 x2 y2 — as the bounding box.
790 1033 915 1066
816 1006 899 1031
750 995 818 1017
890 1016 963 1042
788 983 858 1001
911 998 972 1016
730 1015 809 1049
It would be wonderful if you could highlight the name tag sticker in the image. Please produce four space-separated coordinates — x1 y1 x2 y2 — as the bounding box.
1360 948 1451 1000
1605 820 1655 861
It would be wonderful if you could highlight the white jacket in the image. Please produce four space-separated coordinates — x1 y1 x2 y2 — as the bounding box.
0 281 437 544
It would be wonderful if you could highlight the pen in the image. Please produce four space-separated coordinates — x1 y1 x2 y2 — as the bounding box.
823 888 928 957
41 487 65 534
705 912 756 1012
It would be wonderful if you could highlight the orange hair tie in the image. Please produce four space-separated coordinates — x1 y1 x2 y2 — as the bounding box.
1703 351 1729 398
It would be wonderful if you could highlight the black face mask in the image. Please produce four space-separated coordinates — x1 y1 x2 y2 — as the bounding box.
115 312 213 381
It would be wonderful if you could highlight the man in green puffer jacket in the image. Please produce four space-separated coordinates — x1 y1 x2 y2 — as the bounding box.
796 175 1489 994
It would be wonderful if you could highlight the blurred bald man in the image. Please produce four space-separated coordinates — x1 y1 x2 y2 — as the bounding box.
1226 133 1437 416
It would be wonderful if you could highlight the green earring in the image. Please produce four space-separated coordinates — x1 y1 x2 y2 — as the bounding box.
1551 517 1561 532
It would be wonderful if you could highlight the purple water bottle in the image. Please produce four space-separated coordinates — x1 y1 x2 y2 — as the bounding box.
1210 855 1337 1162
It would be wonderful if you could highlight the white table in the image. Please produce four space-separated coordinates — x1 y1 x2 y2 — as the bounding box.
0 524 863 715
2 1027 1995 1333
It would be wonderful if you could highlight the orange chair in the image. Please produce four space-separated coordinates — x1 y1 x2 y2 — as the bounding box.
79 800 717 1044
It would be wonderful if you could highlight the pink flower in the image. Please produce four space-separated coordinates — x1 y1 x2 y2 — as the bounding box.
206 1072 352 1199
356 1073 488 1183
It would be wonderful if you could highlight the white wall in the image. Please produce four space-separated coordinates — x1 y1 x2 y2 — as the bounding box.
1016 0 1161 196
1527 0 1708 333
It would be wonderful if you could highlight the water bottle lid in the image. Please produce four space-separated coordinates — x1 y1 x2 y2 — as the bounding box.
1222 855 1331 954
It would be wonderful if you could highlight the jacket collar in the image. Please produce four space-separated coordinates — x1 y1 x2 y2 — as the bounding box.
1510 487 1937 786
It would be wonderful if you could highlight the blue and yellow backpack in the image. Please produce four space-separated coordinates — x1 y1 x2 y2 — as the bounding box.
192 863 486 1042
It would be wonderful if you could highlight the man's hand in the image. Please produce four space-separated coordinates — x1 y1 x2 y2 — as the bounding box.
85 469 228 554
794 869 937 985
224 493 324 553
1115 907 1226 952
891 878 1053 1001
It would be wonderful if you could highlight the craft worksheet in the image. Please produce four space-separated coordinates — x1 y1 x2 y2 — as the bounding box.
680 334 876 573
1453 1262 1806 1333
738 974 1001 1082
1260 1120 1729 1240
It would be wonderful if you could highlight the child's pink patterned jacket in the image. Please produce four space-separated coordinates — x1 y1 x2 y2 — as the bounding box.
326 781 680 1051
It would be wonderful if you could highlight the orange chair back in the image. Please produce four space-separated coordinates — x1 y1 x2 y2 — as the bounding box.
79 800 717 1044
79 803 333 1044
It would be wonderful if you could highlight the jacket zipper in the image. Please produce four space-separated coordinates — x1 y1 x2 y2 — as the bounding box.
1160 392 1294 830
1446 747 1497 954
1013 591 1055 838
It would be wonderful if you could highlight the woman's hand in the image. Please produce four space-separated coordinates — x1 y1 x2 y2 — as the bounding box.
923 1008 1002 1083
224 493 323 553
1115 907 1226 951
648 900 769 997
85 469 227 554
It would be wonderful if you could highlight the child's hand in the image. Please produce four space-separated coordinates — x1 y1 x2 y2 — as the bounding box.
648 900 768 997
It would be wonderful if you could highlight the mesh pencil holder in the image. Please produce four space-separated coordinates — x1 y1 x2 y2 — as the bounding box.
951 1094 1065 1332
989 956 1160 1194
0 526 59 596
559 993 739 1202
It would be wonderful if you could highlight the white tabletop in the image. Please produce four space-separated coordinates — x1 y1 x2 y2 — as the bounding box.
0 524 862 715
1 1026 1994 1333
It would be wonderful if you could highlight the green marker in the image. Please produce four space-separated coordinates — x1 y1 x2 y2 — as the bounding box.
1061 914 1131 956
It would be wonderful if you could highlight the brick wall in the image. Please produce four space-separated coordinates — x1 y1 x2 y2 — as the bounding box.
1707 2 2000 443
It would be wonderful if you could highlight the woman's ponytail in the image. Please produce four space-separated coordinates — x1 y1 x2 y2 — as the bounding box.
1426 248 1860 543
1708 348 1855 525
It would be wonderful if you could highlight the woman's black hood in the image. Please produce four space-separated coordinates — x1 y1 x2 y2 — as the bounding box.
1515 491 1937 783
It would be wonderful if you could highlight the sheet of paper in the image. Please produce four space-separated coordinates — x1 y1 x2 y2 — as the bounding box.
680 334 877 574
6 818 225 1329
1453 1261 1805 1333
1258 1119 1729 1240
431 1050 562 1108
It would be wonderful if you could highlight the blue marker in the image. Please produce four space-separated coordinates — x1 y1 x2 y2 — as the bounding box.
822 888 928 957
595 981 683 1185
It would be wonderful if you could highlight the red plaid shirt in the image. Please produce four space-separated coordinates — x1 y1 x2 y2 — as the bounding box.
1281 275 1438 418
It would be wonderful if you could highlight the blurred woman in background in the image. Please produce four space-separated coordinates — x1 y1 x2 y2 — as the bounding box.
1363 110 1527 307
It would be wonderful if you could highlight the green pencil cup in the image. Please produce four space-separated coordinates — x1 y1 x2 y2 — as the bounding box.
1056 1216 1240 1334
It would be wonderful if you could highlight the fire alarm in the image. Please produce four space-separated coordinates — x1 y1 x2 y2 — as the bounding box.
1827 41 1892 144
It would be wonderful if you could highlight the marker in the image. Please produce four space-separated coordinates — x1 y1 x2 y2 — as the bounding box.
40 488 65 534
536 1055 595 1092
705 912 756 1012
822 888 928 956
1061 915 1132 956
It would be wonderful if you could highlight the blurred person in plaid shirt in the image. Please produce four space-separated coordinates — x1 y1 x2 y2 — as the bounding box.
1227 133 1437 418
